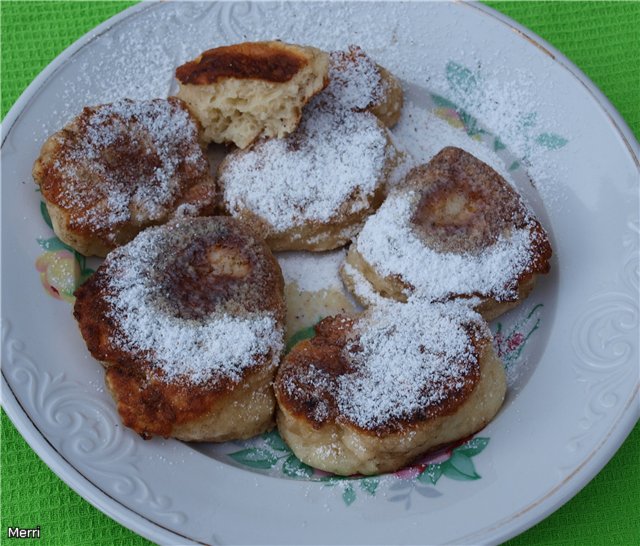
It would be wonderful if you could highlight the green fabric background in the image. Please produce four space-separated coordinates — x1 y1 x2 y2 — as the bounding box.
1 1 638 545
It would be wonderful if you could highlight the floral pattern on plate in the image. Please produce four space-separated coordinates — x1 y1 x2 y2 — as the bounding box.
432 61 568 170
228 429 490 507
226 304 543 507
35 201 94 302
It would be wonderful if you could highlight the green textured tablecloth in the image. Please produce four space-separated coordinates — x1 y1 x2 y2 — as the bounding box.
1 2 638 545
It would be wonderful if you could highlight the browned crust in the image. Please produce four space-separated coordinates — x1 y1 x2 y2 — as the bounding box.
408 146 551 264
225 183 387 252
104 350 278 439
275 314 484 436
460 216 551 307
105 361 235 438
370 65 403 128
32 97 217 256
324 46 403 128
73 217 285 438
217 118 396 252
276 336 504 475
347 147 552 308
176 42 310 85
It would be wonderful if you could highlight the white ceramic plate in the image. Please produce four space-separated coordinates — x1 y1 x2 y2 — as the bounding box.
2 2 638 545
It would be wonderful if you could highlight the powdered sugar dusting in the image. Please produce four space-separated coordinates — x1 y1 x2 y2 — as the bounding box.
355 189 535 302
102 221 284 385
221 105 389 232
278 249 345 292
337 300 484 430
427 65 568 202
38 1 568 213
390 101 518 187
48 98 208 240
322 47 386 112
283 365 334 423
340 261 386 307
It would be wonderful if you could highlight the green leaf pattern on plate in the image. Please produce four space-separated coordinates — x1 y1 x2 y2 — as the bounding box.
433 61 568 166
442 452 481 481
417 437 489 485
40 201 53 229
228 432 491 507
285 325 316 353
446 61 479 95
342 484 356 506
263 429 289 451
493 304 543 367
418 463 444 485
282 455 314 479
228 429 315 479
535 132 569 150
494 137 506 151
454 436 490 457
228 448 278 470
359 478 379 496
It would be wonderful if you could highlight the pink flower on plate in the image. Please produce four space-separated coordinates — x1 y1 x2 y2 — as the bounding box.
434 107 464 129
507 332 525 352
393 450 449 479
35 249 80 303
394 438 474 479
394 465 424 480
